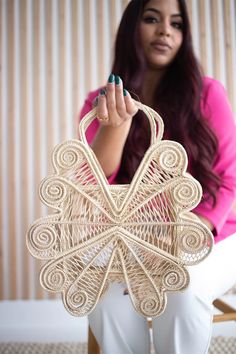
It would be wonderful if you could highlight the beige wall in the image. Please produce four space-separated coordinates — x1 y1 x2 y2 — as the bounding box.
0 0 236 300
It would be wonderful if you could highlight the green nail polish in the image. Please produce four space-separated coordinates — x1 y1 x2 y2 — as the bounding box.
123 89 128 96
115 76 120 85
100 89 106 95
108 74 115 83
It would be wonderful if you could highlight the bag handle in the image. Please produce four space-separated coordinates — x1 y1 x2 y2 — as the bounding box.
79 100 164 146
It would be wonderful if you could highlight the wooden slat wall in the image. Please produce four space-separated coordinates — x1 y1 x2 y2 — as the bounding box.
0 0 235 300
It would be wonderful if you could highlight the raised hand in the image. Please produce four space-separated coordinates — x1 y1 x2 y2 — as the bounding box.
96 74 138 126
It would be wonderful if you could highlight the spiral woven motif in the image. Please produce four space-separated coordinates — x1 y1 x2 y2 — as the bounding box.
54 143 82 170
172 179 200 208
158 143 185 173
162 267 188 291
67 289 88 310
40 177 67 205
179 227 206 254
140 296 161 316
26 101 213 318
43 268 67 291
30 224 57 251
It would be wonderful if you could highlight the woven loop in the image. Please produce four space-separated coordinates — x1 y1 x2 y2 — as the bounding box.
79 100 164 147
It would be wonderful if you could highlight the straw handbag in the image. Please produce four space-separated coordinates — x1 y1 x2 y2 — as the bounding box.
26 101 213 318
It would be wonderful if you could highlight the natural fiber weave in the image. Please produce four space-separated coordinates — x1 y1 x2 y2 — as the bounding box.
26 101 213 317
1 338 236 354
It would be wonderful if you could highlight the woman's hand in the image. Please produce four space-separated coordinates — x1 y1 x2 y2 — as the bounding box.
96 74 138 126
91 74 138 177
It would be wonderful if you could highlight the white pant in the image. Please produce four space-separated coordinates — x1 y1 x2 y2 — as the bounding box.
88 233 236 354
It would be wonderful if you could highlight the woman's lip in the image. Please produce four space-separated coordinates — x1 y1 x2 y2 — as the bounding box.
151 42 171 50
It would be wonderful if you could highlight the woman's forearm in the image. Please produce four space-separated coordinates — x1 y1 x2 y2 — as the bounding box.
91 119 132 177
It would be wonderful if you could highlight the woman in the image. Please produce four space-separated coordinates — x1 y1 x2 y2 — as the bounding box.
80 1 236 353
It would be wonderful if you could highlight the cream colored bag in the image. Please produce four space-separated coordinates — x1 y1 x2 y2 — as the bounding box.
26 101 213 317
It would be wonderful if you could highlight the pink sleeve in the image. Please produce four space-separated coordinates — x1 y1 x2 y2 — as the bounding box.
193 79 236 236
79 89 119 184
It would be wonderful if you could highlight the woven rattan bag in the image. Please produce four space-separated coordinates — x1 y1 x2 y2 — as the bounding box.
26 101 213 318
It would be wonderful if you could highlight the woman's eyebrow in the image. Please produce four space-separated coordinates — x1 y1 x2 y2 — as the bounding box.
143 8 182 18
143 8 161 14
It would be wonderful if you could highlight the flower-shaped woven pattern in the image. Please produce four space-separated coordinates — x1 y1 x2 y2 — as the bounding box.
26 101 213 317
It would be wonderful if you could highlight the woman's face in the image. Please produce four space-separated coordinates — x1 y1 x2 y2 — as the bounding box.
139 0 183 70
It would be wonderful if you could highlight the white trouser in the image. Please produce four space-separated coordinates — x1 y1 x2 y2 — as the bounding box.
88 233 236 354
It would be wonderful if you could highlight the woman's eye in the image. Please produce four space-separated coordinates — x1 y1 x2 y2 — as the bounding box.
143 16 159 24
172 22 183 30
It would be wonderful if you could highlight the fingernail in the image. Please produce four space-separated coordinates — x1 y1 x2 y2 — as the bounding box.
115 75 121 85
123 89 128 96
108 74 115 83
100 89 106 95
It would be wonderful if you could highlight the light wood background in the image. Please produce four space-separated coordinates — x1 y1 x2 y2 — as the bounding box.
0 0 236 300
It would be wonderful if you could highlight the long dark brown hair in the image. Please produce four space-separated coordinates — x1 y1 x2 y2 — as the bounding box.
112 0 221 206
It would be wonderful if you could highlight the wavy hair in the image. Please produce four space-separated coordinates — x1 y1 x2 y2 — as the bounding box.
112 0 221 206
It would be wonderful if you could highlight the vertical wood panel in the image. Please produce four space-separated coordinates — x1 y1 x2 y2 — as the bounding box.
45 0 54 170
21 0 30 300
97 0 107 85
186 0 193 29
14 0 23 299
8 0 17 300
84 0 93 94
51 0 60 144
58 0 66 142
110 0 119 39
211 0 221 80
64 0 73 139
71 0 80 134
45 1 59 300
0 0 4 300
23 0 33 300
232 0 236 114
198 0 207 72
32 0 43 299
223 0 234 109
122 0 130 10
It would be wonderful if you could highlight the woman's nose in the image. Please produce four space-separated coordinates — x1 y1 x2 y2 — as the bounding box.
157 21 171 37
